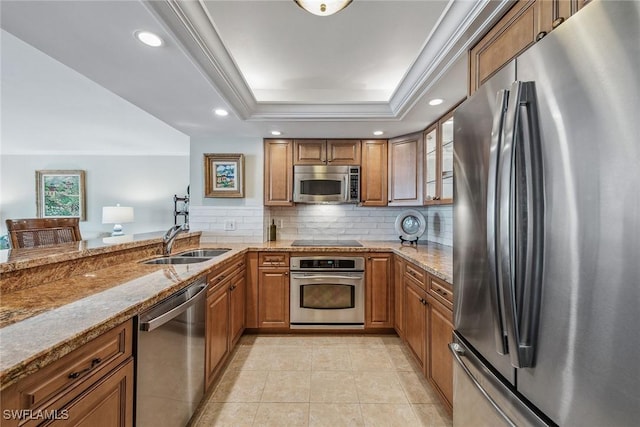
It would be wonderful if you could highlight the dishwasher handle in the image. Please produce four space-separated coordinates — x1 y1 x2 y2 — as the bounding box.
140 282 208 332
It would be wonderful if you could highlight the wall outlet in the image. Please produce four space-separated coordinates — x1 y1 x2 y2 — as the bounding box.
224 219 236 231
277 219 284 228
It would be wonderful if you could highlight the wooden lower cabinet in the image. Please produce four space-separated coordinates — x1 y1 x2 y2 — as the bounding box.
404 277 428 370
427 295 454 410
258 268 289 328
58 359 134 427
228 271 245 348
393 256 405 337
0 321 134 427
365 253 393 328
205 282 230 388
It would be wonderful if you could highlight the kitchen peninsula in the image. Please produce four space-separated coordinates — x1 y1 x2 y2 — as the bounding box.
0 232 453 425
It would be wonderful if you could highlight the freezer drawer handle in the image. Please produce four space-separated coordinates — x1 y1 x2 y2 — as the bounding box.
449 343 517 427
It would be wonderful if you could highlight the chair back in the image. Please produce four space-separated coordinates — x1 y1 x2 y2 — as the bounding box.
6 218 82 248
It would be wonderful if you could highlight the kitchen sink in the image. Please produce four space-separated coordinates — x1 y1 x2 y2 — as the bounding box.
141 256 212 265
176 249 230 257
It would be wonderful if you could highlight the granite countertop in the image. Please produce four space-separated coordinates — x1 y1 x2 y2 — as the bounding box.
0 235 452 390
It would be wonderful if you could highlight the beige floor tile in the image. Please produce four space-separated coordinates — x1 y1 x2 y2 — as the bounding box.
210 370 268 402
360 403 419 427
194 402 258 426
310 371 359 403
411 403 453 427
354 371 408 403
309 403 364 427
396 370 440 403
253 403 310 426
349 347 394 371
385 346 421 372
261 371 311 402
311 347 352 371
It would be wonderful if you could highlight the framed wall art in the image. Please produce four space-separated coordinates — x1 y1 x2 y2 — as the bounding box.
36 170 87 220
204 153 245 198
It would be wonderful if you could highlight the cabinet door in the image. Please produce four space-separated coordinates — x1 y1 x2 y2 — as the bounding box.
54 359 134 427
393 256 405 337
229 271 246 348
427 295 454 411
264 139 293 206
360 140 388 206
258 269 290 328
388 132 423 206
469 0 540 95
327 140 361 165
404 278 427 370
205 285 229 387
438 111 455 204
365 254 393 329
423 125 438 203
293 139 326 164
538 0 573 34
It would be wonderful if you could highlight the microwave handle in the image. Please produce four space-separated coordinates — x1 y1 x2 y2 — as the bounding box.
344 175 349 202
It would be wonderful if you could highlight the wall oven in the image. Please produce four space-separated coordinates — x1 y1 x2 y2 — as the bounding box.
290 256 365 328
293 165 360 203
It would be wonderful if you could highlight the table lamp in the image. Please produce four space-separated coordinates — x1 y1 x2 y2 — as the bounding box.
102 204 134 236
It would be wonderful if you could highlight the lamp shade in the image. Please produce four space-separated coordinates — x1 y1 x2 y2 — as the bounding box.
102 205 134 224
294 0 352 16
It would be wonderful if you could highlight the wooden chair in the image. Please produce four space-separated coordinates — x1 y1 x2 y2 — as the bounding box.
6 218 82 248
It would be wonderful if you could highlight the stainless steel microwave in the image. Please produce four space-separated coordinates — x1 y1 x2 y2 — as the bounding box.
293 165 360 204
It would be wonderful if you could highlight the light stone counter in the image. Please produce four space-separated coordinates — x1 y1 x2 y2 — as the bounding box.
0 234 451 390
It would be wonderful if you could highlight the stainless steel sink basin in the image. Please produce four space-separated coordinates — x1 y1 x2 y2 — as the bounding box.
142 257 212 265
176 249 230 257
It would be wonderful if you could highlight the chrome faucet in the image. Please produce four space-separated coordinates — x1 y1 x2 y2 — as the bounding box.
163 223 189 256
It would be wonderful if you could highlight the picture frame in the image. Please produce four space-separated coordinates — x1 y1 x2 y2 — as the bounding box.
36 170 87 220
204 153 245 198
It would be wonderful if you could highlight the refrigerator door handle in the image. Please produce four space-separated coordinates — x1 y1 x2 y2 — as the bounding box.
449 342 518 427
487 89 510 356
499 81 544 368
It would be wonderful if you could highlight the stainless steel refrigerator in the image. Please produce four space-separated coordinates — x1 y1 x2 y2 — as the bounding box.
452 1 640 426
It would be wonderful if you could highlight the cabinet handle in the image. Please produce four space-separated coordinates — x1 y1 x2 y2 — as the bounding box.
367 257 372 261
216 274 226 282
237 262 243 268
552 17 565 28
420 298 427 306
536 31 547 41
284 271 289 276
68 358 102 379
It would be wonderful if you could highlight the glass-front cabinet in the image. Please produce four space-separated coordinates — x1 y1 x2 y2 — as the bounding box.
424 108 455 205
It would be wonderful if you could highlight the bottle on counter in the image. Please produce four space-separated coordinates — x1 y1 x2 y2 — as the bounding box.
268 219 277 241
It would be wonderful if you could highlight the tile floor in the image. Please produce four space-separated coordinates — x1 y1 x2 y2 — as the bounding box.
192 334 453 426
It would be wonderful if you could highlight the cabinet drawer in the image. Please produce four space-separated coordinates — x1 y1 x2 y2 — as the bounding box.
429 276 453 309
405 263 426 289
3 320 132 417
258 252 289 267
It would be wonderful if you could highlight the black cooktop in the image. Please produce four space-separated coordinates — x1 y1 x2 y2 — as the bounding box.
291 239 363 248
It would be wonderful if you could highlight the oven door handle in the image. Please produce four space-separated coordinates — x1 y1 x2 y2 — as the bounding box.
291 274 363 281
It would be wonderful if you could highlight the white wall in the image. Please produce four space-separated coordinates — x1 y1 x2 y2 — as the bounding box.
0 30 190 239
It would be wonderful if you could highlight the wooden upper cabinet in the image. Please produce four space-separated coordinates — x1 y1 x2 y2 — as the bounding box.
293 139 361 165
388 132 423 206
327 140 361 165
469 0 586 95
361 140 388 206
425 108 456 205
264 139 293 206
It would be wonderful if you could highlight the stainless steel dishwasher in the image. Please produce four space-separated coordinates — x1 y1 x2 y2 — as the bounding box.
136 277 207 427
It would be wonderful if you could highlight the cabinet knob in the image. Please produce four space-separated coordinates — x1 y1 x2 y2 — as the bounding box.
552 17 565 29
367 257 372 261
284 271 289 276
536 31 547 42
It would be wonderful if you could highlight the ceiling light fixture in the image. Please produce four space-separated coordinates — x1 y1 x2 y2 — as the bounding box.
294 0 352 16
214 109 229 117
134 31 163 47
429 98 444 106
373 131 384 136
271 131 282 136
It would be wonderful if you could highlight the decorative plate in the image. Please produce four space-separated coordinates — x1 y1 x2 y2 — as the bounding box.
394 209 426 242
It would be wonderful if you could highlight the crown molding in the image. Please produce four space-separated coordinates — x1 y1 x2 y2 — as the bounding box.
144 0 513 121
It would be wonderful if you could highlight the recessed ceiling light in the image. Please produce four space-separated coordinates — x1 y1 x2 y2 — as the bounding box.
429 98 444 106
134 31 163 47
373 131 384 136
214 109 229 117
271 131 282 136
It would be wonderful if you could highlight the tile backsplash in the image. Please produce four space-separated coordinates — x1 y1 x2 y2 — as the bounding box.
189 204 453 246
268 204 452 246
